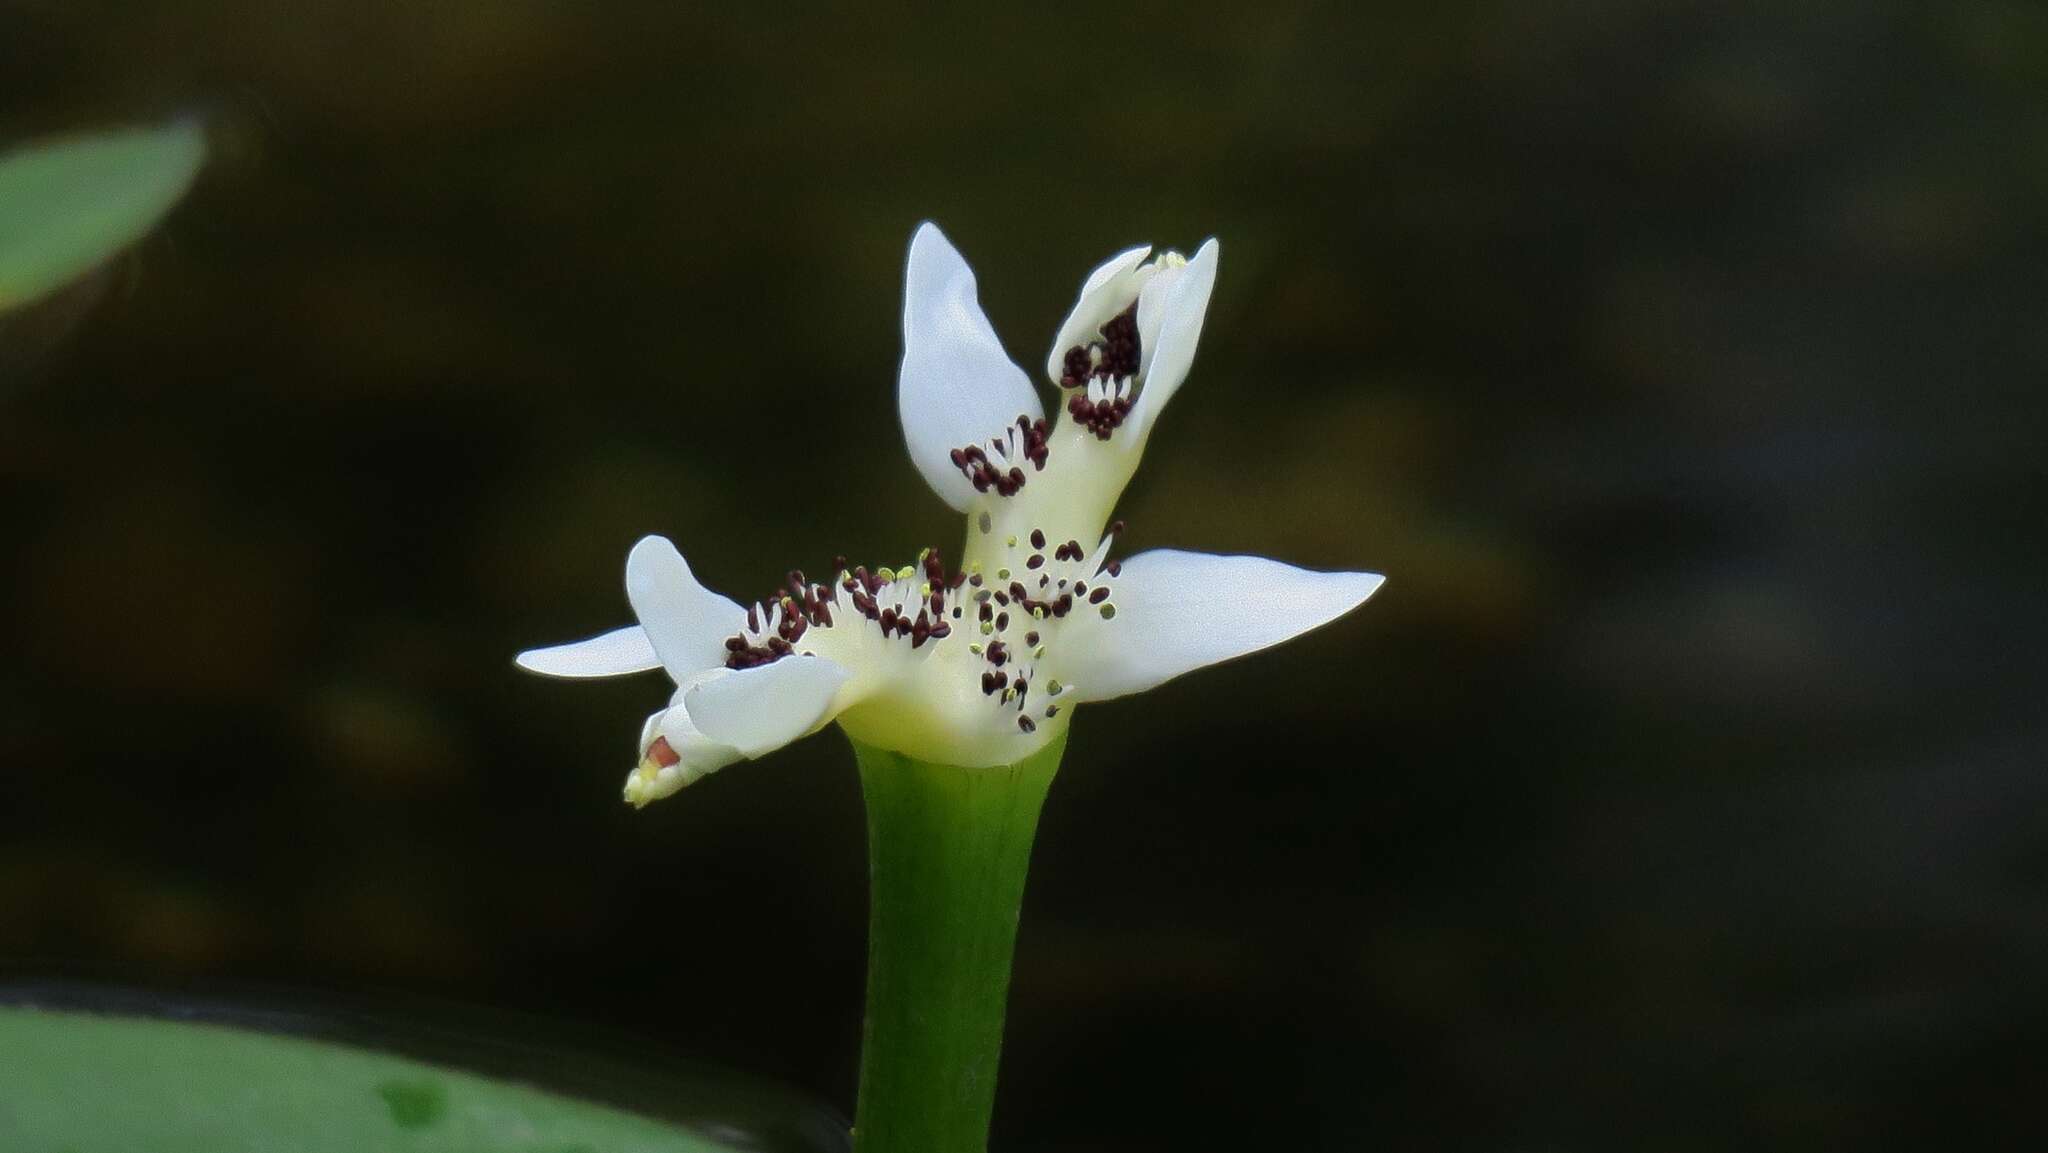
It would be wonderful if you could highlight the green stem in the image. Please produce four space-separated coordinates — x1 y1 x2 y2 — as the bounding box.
849 731 1067 1153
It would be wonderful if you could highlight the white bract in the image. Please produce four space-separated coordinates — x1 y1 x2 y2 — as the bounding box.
518 223 1385 806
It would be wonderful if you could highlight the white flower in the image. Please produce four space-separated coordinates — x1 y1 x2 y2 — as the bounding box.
518 223 1384 806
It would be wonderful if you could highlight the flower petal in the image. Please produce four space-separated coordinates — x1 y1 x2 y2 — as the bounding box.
686 655 852 756
625 535 747 679
898 222 1043 510
515 625 660 679
649 679 738 763
1058 548 1382 702
1043 243 1153 385
1130 239 1219 438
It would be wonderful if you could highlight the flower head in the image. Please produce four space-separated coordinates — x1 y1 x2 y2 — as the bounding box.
518 223 1383 805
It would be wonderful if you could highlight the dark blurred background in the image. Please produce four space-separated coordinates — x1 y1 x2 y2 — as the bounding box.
3 1 2046 1148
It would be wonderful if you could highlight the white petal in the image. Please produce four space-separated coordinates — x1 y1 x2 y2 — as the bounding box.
515 625 661 679
653 696 741 774
686 655 851 756
1043 244 1153 384
898 222 1043 510
625 536 747 679
1130 239 1219 437
649 679 740 763
653 702 740 778
628 697 743 807
1058 549 1382 703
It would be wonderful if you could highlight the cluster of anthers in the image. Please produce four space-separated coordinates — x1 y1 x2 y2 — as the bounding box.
949 415 1051 496
954 522 1123 733
722 550 958 670
713 523 1126 738
1059 304 1139 438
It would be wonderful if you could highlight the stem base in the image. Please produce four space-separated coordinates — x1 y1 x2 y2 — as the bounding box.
850 732 1067 1153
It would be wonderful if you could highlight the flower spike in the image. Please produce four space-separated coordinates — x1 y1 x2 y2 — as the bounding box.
520 224 1380 803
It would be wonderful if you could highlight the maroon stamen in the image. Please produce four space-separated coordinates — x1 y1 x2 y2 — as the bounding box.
949 415 1051 496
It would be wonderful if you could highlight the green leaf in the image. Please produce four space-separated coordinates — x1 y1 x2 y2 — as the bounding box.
0 1007 747 1152
0 120 206 312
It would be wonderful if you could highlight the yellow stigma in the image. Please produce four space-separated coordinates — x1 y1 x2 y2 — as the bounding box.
624 762 663 809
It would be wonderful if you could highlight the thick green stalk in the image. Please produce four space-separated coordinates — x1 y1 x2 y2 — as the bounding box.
850 731 1067 1153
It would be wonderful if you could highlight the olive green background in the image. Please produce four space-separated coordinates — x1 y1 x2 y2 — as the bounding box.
3 2 2045 1149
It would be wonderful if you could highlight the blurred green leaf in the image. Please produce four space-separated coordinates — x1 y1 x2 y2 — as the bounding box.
0 1008 746 1152
0 121 205 312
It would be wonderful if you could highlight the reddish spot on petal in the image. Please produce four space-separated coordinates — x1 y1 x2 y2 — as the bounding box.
646 736 680 767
